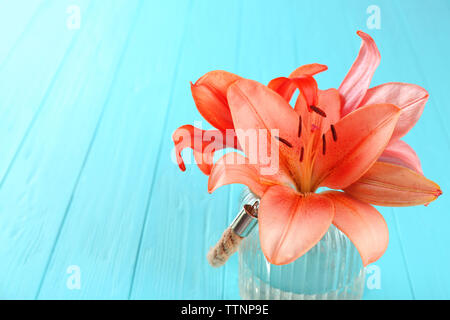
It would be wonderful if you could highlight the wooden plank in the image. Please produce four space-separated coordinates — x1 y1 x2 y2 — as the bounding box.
0 0 140 299
0 0 447 300
386 0 450 299
334 0 420 299
37 0 192 299
0 0 92 186
129 0 244 299
0 0 44 67
303 0 449 299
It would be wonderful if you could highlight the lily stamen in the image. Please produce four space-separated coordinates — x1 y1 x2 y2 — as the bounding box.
310 105 327 117
322 134 326 155
298 116 302 137
275 136 293 148
331 124 337 141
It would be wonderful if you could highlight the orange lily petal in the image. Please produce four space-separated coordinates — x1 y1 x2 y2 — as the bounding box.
227 79 302 177
344 162 442 207
259 185 334 265
192 149 213 176
208 152 292 197
227 79 299 138
312 104 401 190
295 88 341 139
339 31 381 116
315 88 341 126
293 89 341 181
289 63 328 78
379 139 423 174
267 77 294 101
172 125 239 175
323 191 389 266
268 63 327 103
268 75 318 106
191 70 242 131
359 82 429 141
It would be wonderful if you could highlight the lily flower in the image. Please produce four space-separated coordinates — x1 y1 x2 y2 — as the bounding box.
173 65 326 175
268 31 437 206
173 70 242 175
173 31 442 266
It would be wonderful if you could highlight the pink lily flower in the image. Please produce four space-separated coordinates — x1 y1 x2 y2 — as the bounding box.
172 31 442 266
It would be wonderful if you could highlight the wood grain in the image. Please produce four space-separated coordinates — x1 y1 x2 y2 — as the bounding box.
0 0 448 299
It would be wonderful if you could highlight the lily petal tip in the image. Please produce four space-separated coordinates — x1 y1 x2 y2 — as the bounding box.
435 189 443 198
190 81 198 91
356 30 370 38
262 252 294 266
319 63 328 71
424 188 442 207
207 179 215 194
362 259 373 268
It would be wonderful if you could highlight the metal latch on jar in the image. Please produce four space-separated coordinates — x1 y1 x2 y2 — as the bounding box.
207 200 259 267
231 201 259 237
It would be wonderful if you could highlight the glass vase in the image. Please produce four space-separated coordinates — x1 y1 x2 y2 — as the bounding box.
238 188 365 300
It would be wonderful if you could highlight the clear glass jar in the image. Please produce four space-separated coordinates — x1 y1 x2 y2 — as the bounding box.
238 188 365 300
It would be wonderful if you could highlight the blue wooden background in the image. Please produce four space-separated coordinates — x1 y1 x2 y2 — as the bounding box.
0 0 448 299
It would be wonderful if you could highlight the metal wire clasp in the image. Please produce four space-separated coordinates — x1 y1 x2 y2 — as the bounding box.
230 201 259 237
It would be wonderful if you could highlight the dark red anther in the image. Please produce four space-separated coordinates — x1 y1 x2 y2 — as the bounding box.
310 105 327 118
299 147 304 162
330 124 337 141
275 136 293 148
322 134 326 155
298 116 302 138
